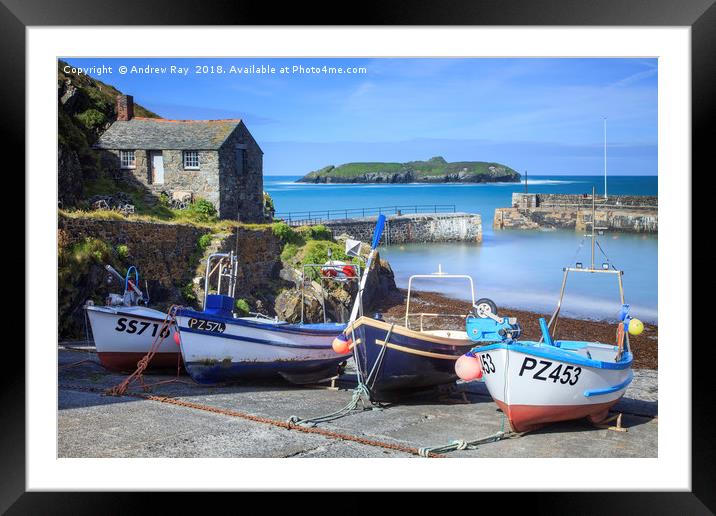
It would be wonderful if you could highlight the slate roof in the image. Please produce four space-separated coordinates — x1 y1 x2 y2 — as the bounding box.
94 117 242 150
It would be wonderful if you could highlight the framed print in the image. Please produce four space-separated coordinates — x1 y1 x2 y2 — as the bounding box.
7 0 713 511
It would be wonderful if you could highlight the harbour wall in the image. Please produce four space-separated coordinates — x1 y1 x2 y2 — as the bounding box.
494 193 658 233
322 212 483 244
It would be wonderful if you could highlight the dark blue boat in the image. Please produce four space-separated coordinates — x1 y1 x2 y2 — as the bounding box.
346 315 475 397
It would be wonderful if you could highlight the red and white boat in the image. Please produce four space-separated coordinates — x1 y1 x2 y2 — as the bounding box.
85 265 181 372
469 330 634 432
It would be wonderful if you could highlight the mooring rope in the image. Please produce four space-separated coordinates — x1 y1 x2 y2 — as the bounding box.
286 383 377 428
286 324 394 428
417 412 522 457
365 324 394 392
418 365 522 457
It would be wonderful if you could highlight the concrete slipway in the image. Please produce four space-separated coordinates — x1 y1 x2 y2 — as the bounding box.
58 346 657 459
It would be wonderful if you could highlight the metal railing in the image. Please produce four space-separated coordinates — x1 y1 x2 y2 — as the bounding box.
274 204 457 226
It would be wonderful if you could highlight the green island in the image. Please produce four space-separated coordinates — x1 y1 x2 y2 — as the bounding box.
297 156 521 184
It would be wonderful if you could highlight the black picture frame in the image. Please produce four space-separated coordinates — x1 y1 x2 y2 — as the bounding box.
7 0 711 511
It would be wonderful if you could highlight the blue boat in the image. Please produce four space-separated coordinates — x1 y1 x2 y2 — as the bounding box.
175 251 348 385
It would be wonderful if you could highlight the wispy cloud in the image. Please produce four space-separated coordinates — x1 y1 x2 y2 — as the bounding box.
609 67 658 88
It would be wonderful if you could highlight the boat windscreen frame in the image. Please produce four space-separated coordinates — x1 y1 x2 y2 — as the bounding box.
405 267 476 328
545 266 629 352
203 251 237 309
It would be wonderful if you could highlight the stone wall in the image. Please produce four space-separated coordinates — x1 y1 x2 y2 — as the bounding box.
100 148 221 207
58 215 208 290
512 192 658 209
218 121 264 223
58 214 282 303
321 213 483 244
494 206 658 233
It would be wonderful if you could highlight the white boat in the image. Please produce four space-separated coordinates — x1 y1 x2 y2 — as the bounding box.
467 325 633 432
175 252 348 384
175 310 346 384
86 304 179 371
85 265 180 372
458 188 640 432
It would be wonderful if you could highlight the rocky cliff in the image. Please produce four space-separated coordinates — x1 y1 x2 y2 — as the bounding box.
57 60 159 207
297 156 520 184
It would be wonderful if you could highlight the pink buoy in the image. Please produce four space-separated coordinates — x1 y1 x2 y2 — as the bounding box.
173 331 181 346
455 354 483 381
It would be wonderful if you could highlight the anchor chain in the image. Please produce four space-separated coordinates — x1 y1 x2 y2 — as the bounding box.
105 305 183 396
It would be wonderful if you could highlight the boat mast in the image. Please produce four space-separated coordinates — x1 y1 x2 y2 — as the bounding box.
591 186 596 269
586 185 609 270
603 117 608 200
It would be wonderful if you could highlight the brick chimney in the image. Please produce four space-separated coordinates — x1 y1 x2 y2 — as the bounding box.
116 94 134 121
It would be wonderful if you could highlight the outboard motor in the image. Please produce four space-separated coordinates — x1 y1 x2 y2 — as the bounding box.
104 264 147 307
465 298 521 343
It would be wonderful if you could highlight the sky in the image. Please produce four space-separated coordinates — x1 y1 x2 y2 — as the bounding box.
62 57 658 176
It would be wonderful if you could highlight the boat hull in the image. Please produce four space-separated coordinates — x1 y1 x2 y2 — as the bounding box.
85 305 181 372
176 310 347 385
475 341 633 432
348 316 474 397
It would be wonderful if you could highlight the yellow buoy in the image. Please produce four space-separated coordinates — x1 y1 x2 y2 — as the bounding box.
628 318 644 336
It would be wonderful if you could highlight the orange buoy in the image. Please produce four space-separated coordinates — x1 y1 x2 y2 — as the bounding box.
455 354 483 381
332 334 352 355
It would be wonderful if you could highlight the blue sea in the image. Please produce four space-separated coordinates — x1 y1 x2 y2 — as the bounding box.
265 175 658 323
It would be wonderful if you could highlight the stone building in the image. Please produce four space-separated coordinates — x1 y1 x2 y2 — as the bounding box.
94 95 264 222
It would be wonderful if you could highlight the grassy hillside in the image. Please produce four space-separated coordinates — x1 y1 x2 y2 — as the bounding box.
298 156 520 183
57 59 160 206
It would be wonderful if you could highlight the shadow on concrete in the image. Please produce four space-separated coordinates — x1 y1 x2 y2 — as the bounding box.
58 350 658 433
492 406 656 435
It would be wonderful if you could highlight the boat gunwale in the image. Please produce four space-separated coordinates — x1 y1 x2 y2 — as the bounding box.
177 325 340 350
474 341 634 370
176 309 346 336
346 316 474 347
85 305 168 322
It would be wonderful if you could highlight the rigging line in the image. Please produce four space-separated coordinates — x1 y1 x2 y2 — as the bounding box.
595 239 617 269
569 237 586 267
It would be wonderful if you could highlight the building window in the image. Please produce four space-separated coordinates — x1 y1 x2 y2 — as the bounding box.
183 151 200 170
119 150 136 169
